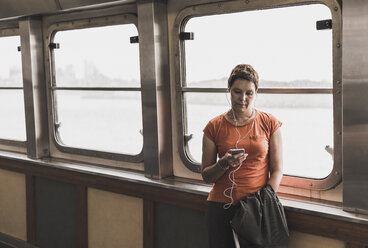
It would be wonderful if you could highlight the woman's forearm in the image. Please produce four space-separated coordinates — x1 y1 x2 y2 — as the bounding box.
268 169 283 191
202 161 228 184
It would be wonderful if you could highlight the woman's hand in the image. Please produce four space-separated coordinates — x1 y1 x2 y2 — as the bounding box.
202 134 248 183
219 151 248 169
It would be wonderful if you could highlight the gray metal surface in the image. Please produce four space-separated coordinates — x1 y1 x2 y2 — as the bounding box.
342 0 368 214
0 0 58 19
137 0 173 179
19 17 50 159
0 0 135 20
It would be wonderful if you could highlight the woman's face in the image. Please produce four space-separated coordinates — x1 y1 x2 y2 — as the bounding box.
229 79 257 112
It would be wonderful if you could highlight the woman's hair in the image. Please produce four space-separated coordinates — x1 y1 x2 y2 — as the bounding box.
227 64 259 90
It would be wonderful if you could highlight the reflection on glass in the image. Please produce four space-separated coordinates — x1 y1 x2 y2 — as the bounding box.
54 24 140 87
0 90 26 141
184 4 332 88
185 92 333 179
0 35 22 87
0 35 25 141
55 90 143 155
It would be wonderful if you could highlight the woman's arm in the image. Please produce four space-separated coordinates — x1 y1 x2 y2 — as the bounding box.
201 134 226 183
201 134 246 184
268 128 283 191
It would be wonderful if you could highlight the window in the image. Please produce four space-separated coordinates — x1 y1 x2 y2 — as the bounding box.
175 0 341 188
47 16 143 162
0 32 26 148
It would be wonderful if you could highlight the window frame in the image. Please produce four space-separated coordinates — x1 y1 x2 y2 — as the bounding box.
44 13 144 163
0 24 27 153
173 0 342 190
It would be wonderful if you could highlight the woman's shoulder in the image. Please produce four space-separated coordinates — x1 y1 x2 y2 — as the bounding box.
255 109 282 134
256 110 278 122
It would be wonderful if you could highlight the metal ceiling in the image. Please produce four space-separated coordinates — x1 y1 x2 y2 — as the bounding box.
0 0 135 20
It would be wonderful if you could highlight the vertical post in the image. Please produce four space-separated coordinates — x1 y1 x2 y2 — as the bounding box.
26 174 36 245
77 185 88 248
143 199 155 248
19 17 49 159
137 0 173 179
342 0 368 214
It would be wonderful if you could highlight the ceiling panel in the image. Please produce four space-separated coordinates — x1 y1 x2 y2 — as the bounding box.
0 0 59 19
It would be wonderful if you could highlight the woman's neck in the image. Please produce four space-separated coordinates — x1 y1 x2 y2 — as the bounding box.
228 108 255 124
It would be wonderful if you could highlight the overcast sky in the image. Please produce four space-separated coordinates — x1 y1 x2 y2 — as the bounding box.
0 3 332 85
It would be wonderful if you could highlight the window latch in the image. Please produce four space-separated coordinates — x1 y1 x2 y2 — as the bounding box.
49 43 60 49
17 46 21 52
55 122 61 130
130 36 139 44
180 32 194 40
184 133 193 144
325 145 333 157
316 19 332 30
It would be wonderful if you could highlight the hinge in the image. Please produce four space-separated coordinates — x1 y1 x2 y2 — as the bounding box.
49 43 60 49
130 36 139 43
180 32 194 40
316 19 332 30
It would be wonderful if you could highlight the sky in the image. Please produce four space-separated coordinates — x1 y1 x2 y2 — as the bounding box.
0 3 333 85
185 4 333 84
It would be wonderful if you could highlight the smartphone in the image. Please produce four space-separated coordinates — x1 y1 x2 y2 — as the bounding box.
228 148 245 155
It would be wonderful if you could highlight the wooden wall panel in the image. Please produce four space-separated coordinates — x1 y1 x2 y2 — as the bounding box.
88 188 143 248
35 177 78 248
288 231 346 248
0 169 26 241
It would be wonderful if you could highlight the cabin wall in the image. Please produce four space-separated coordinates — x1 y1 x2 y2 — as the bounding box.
1 159 364 248
0 0 367 248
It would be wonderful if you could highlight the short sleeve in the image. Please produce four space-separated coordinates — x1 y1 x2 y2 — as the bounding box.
203 121 216 143
268 114 282 135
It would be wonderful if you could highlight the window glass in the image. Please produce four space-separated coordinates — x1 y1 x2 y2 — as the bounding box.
0 36 26 141
184 4 332 88
54 24 140 87
183 4 334 179
52 24 142 155
55 90 143 154
185 92 333 179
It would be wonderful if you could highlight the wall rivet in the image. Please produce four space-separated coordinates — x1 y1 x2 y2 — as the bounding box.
309 183 313 187
337 80 341 85
337 131 341 135
334 6 338 11
337 43 341 48
245 0 250 3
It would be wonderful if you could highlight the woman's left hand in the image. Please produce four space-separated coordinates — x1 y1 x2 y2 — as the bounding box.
226 152 248 168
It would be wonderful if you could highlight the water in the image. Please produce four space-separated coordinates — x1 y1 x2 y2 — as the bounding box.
187 104 333 179
0 92 333 179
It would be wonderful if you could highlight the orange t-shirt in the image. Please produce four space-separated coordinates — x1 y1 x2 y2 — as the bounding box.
203 109 282 204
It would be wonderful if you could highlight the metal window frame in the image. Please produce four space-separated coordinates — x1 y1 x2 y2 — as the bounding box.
44 12 144 163
173 0 342 190
0 25 27 152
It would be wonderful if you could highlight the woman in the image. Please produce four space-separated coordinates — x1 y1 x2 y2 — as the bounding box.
201 64 283 248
